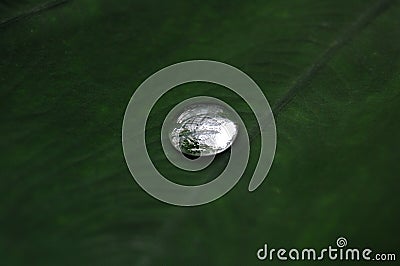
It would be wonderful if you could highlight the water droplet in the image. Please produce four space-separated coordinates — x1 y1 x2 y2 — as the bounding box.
169 104 238 156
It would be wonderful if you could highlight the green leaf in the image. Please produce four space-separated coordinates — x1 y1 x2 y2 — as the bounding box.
1 0 399 265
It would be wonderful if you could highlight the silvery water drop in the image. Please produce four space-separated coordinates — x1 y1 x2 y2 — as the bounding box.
169 104 238 156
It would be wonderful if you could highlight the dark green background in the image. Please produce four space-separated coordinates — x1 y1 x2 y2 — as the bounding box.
1 0 399 265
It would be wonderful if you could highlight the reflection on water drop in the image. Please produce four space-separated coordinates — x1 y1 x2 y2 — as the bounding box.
169 104 238 156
